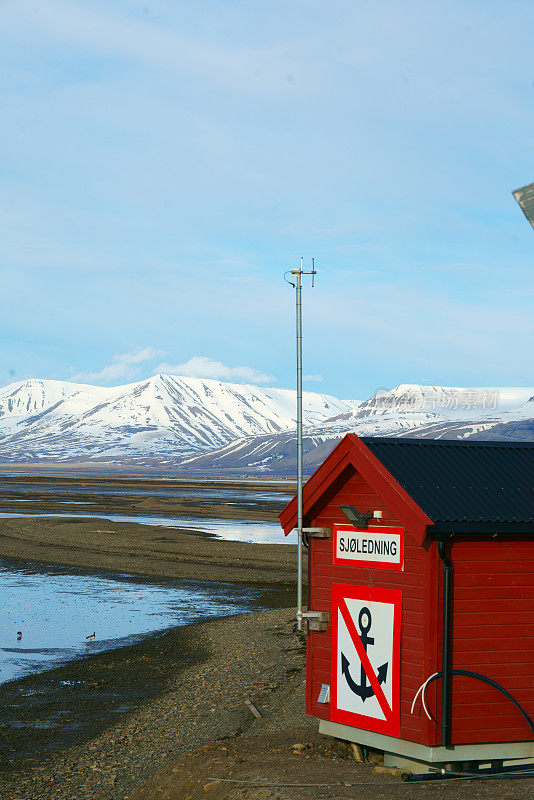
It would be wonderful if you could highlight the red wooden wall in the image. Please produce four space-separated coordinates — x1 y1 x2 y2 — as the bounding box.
440 537 534 744
305 465 440 746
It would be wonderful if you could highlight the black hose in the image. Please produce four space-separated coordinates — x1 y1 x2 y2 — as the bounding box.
406 765 534 782
437 538 453 746
425 669 534 737
405 669 534 783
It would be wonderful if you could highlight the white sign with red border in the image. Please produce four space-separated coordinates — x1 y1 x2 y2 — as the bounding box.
333 525 404 571
331 584 402 736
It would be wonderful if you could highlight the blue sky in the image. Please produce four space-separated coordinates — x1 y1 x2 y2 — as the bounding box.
1 0 533 400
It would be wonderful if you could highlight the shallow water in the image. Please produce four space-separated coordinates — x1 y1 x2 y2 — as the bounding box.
5 499 96 505
0 510 292 544
0 482 292 504
0 558 260 685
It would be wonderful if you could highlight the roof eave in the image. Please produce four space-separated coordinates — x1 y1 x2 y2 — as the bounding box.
279 435 353 533
430 522 534 536
279 433 433 545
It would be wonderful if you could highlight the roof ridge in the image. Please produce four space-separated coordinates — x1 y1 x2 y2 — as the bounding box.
360 437 534 448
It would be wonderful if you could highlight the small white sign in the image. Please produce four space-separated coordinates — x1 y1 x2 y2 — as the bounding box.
317 684 330 704
334 525 404 570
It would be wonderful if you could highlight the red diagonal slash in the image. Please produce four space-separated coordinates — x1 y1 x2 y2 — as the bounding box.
339 600 391 721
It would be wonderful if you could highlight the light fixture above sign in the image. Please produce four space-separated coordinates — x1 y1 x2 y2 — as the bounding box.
339 505 373 528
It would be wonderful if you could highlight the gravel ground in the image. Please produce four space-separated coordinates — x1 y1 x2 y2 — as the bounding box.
2 608 533 800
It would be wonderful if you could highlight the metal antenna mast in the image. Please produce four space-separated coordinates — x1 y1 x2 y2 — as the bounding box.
285 257 316 631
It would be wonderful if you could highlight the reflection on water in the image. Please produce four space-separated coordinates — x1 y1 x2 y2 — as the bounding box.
5 499 96 505
0 559 259 685
0 511 293 544
0 482 292 504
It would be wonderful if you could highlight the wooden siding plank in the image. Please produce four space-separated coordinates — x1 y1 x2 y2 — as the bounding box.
438 539 534 746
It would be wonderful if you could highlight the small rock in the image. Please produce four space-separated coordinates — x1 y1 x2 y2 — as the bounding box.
203 779 221 791
373 765 404 777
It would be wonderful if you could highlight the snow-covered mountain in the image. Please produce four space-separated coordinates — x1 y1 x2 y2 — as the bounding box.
324 384 534 436
179 384 534 475
0 379 89 420
0 374 350 464
0 378 532 473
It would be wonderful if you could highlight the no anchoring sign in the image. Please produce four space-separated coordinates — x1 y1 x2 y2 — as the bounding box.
331 584 402 736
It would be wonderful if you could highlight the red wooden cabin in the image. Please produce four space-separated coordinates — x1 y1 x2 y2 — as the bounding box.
280 434 534 771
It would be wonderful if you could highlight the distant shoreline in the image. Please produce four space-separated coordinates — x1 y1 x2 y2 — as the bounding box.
0 467 297 483
0 476 300 587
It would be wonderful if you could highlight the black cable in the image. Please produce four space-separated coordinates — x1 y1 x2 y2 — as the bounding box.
407 767 534 782
437 538 452 745
424 669 534 737
406 669 534 783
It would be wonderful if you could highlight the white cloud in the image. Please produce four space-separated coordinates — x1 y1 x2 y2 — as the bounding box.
157 356 275 385
72 346 164 384
303 374 323 383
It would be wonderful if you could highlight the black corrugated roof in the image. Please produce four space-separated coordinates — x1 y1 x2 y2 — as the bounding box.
361 438 534 534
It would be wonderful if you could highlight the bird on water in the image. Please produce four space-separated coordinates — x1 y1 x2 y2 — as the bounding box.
86 632 96 641
16 631 22 640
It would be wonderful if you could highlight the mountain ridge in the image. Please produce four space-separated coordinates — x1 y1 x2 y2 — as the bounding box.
0 376 532 473
0 373 350 465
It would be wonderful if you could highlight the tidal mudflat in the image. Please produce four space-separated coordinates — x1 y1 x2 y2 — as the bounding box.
0 511 289 544
0 476 294 544
0 478 293 504
0 475 301 584
0 477 300 772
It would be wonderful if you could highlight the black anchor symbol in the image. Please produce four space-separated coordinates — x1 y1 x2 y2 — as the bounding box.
341 607 388 702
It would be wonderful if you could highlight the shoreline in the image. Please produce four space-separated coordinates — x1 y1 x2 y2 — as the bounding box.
0 482 288 523
0 469 297 484
0 520 299 778
0 611 209 766
0 517 302 587
0 478 301 777
0 559 295 769
0 607 306 798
